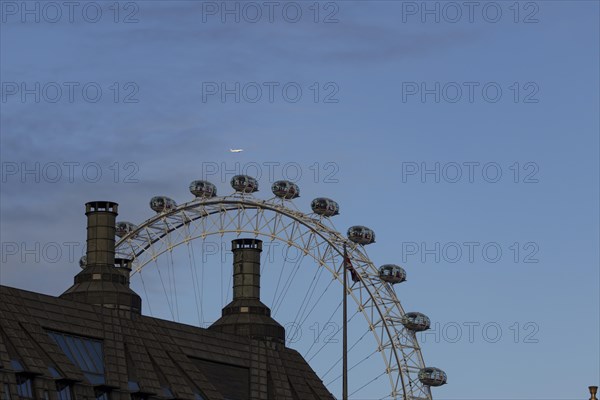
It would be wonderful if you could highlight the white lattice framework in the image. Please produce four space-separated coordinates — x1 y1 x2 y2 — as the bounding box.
115 193 432 400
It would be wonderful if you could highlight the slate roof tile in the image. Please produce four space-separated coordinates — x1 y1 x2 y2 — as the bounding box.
0 286 335 400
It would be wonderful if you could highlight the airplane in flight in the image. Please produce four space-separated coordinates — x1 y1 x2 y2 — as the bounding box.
229 149 244 153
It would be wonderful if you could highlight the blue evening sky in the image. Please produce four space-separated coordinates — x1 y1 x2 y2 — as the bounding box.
1 1 598 399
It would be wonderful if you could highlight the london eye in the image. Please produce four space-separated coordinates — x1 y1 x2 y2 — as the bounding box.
106 176 446 399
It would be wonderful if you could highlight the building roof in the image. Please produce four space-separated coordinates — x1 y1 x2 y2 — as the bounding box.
0 285 335 400
1 204 335 400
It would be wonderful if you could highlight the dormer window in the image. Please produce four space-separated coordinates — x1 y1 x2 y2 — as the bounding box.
4 384 12 400
16 374 33 399
56 381 73 400
94 387 110 400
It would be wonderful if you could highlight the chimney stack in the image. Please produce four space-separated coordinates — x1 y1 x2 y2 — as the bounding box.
84 201 118 268
209 239 285 345
60 201 141 315
232 238 262 300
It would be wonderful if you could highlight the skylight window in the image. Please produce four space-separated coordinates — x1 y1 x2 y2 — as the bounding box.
9 360 24 372
47 331 105 385
48 366 62 379
162 387 174 398
127 381 140 392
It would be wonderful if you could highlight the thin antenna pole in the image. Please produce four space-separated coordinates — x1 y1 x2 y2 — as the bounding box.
343 245 348 400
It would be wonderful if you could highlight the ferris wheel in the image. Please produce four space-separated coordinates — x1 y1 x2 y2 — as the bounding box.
111 175 447 400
